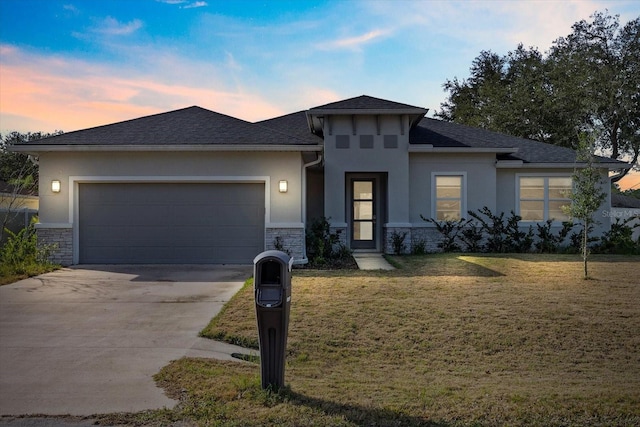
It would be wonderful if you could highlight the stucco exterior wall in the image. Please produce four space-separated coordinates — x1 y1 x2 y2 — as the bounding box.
409 153 497 224
37 151 304 226
323 114 411 228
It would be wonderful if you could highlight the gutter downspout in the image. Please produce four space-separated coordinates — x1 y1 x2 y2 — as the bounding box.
298 153 323 265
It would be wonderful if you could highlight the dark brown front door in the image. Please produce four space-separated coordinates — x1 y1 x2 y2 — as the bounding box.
351 179 376 249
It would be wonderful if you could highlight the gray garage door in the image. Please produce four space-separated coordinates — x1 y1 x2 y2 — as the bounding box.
79 183 265 264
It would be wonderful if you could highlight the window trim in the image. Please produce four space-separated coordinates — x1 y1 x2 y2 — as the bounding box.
515 173 572 223
431 172 467 221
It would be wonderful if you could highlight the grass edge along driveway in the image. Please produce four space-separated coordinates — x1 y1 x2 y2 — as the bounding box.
107 254 639 427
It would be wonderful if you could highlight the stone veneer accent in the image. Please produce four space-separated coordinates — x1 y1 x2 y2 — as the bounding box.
409 227 446 253
381 226 447 254
37 227 73 266
265 227 305 262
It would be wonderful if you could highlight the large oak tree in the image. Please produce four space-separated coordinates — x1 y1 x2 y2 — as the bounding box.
437 11 639 181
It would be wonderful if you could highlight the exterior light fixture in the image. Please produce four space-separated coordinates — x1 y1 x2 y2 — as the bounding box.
278 180 288 193
51 180 61 193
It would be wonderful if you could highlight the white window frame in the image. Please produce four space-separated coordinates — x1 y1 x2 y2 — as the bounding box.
431 172 467 221
516 173 572 223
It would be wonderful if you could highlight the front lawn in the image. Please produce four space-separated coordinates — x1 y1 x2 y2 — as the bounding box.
119 254 640 426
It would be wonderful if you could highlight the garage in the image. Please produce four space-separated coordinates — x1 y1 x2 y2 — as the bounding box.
78 182 265 264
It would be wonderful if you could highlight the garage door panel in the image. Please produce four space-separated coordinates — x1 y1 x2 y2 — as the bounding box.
79 183 265 264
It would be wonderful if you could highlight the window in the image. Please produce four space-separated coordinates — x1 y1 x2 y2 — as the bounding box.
518 176 572 221
433 174 465 221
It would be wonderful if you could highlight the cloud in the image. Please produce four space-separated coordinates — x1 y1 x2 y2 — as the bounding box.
0 44 283 133
183 2 207 9
156 0 207 9
317 29 391 51
94 16 143 36
62 4 79 14
360 0 605 54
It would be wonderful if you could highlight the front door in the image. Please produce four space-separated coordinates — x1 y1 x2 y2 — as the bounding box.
351 179 376 249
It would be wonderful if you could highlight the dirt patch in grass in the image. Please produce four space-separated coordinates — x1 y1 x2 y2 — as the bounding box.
155 254 640 426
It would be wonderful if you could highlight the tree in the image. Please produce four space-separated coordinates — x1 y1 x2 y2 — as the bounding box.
550 11 640 176
437 11 639 180
563 135 607 279
1 131 62 241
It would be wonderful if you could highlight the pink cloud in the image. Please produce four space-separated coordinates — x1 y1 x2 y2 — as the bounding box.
0 45 284 133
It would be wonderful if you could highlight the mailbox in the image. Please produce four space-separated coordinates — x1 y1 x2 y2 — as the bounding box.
253 250 293 390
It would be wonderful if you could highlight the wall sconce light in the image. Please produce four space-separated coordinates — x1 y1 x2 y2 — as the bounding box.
51 180 61 193
278 180 288 193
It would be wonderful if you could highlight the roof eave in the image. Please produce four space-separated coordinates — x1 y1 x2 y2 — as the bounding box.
308 107 427 116
409 145 519 154
495 161 632 170
9 144 322 153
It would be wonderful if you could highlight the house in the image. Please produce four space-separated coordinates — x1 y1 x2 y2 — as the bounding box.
11 95 629 265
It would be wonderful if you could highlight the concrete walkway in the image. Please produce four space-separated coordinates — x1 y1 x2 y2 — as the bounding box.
0 265 252 417
352 253 395 270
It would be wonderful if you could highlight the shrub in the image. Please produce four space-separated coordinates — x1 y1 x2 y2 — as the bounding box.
421 216 465 252
595 217 640 254
504 212 534 253
389 230 408 255
411 238 427 255
305 217 353 268
468 208 508 252
1 218 57 278
534 220 574 253
467 208 533 253
459 222 483 252
424 207 581 254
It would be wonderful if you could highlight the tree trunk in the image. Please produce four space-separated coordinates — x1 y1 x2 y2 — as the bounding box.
582 224 588 279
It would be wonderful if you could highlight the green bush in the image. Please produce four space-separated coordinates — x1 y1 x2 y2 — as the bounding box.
467 208 534 253
535 220 574 253
595 217 640 254
389 230 408 255
1 218 57 278
425 207 640 256
411 238 427 255
421 216 465 252
305 216 353 268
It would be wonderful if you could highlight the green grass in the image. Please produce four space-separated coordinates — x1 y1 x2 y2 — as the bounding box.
102 254 640 426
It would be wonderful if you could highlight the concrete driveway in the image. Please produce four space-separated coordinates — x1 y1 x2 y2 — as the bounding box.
0 265 252 416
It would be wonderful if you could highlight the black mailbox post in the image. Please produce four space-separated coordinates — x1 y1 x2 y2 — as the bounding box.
253 250 293 390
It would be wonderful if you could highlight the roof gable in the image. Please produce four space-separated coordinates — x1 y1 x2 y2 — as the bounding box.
309 95 426 112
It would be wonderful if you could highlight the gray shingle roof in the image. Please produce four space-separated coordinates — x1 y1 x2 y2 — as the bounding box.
18 106 317 146
611 194 640 208
256 111 322 144
11 95 630 168
309 95 426 112
412 117 626 165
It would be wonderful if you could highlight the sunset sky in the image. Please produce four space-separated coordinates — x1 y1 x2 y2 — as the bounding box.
0 0 638 189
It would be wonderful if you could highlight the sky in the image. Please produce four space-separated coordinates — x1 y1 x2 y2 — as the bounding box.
0 0 639 189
